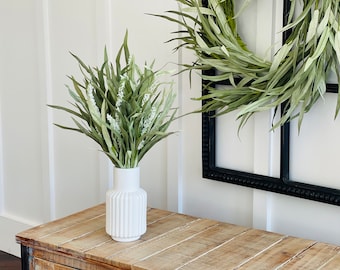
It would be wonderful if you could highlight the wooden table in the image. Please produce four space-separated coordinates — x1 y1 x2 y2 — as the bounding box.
16 204 340 269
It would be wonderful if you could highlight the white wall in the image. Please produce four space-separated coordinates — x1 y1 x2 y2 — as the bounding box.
1 0 340 257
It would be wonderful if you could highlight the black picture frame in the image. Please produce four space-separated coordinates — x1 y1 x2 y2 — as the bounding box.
202 0 340 206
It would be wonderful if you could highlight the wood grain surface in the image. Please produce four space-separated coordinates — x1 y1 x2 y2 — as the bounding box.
16 204 340 269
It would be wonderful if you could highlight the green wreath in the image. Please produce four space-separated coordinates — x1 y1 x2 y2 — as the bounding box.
160 0 340 130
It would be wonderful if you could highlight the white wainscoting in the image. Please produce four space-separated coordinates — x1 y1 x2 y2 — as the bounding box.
0 0 178 256
2 0 340 258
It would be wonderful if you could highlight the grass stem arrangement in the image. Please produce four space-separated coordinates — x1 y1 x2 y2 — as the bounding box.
50 32 177 168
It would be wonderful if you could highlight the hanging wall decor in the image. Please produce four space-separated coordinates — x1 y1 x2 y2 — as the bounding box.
158 0 340 205
160 0 340 131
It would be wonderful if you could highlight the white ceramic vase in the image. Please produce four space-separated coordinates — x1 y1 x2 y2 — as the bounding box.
105 167 147 242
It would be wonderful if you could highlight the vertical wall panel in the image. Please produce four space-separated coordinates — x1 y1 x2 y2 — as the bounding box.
107 0 180 209
0 0 45 223
36 0 55 222
2 0 340 258
0 0 48 255
47 0 102 218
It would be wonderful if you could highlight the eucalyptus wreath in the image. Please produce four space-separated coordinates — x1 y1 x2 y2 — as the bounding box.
160 0 340 130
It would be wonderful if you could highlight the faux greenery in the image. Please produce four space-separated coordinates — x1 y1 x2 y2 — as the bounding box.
49 32 177 168
159 0 340 130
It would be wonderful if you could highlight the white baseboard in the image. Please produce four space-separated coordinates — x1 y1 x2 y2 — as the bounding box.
0 215 33 257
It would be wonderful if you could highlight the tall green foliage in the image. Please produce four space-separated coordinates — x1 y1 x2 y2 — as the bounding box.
50 32 177 168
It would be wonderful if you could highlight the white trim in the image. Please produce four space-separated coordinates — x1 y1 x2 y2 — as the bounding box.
0 215 35 257
176 2 186 214
95 0 115 201
176 54 184 214
105 0 114 55
41 0 56 220
95 0 114 58
0 88 4 214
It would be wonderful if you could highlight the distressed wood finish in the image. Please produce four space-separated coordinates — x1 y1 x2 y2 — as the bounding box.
16 204 340 269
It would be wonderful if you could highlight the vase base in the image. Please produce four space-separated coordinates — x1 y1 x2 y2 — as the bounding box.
111 236 140 242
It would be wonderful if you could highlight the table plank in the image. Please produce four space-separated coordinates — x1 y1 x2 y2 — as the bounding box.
38 214 106 247
33 257 74 270
319 252 340 269
279 242 340 269
178 229 285 270
133 222 249 270
32 249 121 270
84 212 198 267
146 208 176 224
16 204 105 242
61 228 111 253
237 236 315 269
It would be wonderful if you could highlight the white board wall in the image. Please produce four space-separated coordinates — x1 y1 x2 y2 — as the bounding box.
1 0 340 257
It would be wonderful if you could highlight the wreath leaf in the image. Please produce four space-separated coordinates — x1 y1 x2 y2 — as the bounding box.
157 0 340 131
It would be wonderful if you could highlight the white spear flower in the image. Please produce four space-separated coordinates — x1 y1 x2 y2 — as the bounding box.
141 106 157 135
142 93 150 106
137 140 145 150
86 85 101 121
107 114 120 133
116 75 126 108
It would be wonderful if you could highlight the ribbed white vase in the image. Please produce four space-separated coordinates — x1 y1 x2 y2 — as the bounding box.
105 167 147 242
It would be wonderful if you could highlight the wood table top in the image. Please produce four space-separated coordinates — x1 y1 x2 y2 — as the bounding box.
16 204 340 269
